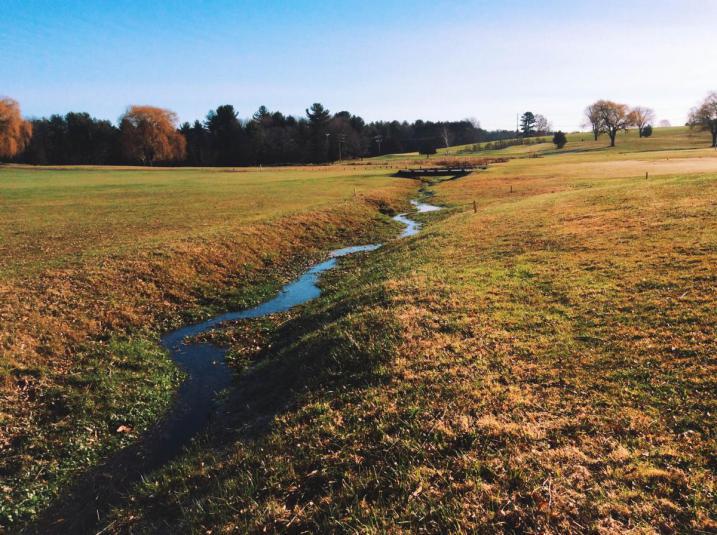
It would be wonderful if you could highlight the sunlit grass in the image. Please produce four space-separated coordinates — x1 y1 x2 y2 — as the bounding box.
0 165 405 278
102 129 716 533
3 127 717 532
0 164 413 527
373 126 716 164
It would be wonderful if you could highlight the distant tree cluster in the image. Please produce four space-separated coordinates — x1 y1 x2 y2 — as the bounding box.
23 112 120 164
520 111 552 137
583 101 655 146
4 92 717 164
180 103 489 166
583 93 717 147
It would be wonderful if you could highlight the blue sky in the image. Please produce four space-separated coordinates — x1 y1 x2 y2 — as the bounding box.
2 0 715 130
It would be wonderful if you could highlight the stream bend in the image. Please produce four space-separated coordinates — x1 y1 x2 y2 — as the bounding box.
30 203 444 533
153 200 440 466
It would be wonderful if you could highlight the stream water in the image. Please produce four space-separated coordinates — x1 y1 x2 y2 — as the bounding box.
152 201 440 467
32 201 445 533
31 201 443 533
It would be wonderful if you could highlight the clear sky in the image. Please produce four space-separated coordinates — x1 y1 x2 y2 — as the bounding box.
2 0 715 131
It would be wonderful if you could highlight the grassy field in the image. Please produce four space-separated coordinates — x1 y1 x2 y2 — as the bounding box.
0 165 414 279
0 165 413 526
376 126 716 163
97 129 715 534
4 128 717 532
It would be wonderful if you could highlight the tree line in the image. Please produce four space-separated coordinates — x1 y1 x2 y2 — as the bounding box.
2 92 717 164
0 100 512 166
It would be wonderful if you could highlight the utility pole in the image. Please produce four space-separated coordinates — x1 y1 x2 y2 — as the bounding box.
374 134 383 155
338 134 346 162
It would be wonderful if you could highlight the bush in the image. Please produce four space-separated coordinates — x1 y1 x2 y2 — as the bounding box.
641 124 653 138
552 131 567 149
419 141 437 158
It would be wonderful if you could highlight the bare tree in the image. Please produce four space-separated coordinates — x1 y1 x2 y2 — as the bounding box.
630 106 655 137
440 126 451 148
658 119 671 128
583 103 603 141
687 92 717 147
120 105 187 164
592 100 632 147
0 97 32 160
534 114 551 135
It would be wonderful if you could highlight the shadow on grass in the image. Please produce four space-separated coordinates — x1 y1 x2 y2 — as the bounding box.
26 284 398 534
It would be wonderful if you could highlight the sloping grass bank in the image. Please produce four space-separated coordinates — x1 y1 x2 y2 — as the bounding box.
103 169 715 533
1 165 412 529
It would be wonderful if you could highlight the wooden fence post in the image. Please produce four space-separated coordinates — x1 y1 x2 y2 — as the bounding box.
473 200 477 213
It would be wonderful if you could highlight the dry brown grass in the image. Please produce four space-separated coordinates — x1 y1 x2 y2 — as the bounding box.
100 133 715 533
5 129 717 532
0 165 412 526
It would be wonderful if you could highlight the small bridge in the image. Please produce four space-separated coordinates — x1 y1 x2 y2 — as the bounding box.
394 166 486 179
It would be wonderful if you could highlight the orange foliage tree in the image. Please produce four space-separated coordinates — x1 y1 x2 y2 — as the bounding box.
0 97 32 160
119 105 186 164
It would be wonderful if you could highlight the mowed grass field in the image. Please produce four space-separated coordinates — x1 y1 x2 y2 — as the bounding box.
3 128 717 532
0 166 413 279
376 126 716 163
96 130 713 533
0 165 413 526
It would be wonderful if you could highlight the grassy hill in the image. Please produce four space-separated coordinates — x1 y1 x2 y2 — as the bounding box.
3 127 717 532
375 126 714 163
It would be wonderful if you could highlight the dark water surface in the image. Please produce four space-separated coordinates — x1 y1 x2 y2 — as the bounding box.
156 203 439 465
155 244 381 466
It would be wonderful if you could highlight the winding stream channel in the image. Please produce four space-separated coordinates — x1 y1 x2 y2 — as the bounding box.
33 200 442 532
154 200 441 467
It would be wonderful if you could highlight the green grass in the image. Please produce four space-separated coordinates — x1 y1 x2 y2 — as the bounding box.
0 164 414 529
372 126 715 163
1 336 182 525
3 128 717 532
96 130 716 533
0 165 409 279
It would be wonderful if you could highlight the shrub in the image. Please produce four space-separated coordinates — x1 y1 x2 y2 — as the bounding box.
419 141 437 158
552 131 568 149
